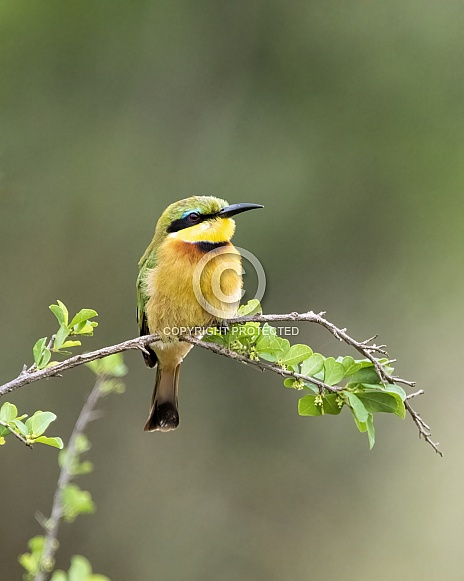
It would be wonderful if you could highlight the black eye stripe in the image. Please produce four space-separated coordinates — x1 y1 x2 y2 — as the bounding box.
166 211 218 233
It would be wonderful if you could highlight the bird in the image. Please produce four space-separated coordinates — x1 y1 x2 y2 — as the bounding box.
137 196 263 432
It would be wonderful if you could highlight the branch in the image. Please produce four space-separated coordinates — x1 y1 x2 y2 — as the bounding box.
0 311 441 455
35 376 105 581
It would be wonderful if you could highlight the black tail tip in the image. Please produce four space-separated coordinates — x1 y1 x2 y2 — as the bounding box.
144 402 179 432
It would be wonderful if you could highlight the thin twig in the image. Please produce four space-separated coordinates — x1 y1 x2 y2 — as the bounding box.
404 400 442 457
0 419 32 448
406 390 425 400
35 377 105 581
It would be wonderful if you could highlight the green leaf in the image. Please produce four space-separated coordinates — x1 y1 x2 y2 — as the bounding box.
63 555 111 581
11 419 28 437
62 484 96 523
359 387 406 418
298 395 323 416
18 536 46 577
259 322 277 336
33 337 52 369
283 378 309 391
86 353 128 378
366 414 375 449
35 436 64 449
280 344 312 366
255 332 289 362
27 411 57 436
73 321 96 336
300 353 324 377
59 340 82 349
354 359 375 368
298 394 341 416
33 337 47 367
356 391 398 413
237 299 262 316
347 366 380 385
68 555 92 580
353 415 367 433
39 347 52 369
341 356 363 377
202 328 227 346
0 402 17 422
229 322 261 344
51 556 111 581
54 323 70 351
50 301 69 326
99 378 125 395
74 433 91 454
57 300 69 325
58 435 93 474
29 535 46 552
383 384 407 401
323 357 345 386
359 382 407 403
70 308 98 328
346 392 369 423
322 394 343 415
74 460 94 475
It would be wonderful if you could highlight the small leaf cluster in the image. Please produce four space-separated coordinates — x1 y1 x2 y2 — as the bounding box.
296 359 406 449
207 300 407 449
0 402 63 448
85 353 128 394
19 540 108 581
18 536 47 580
32 301 98 370
51 556 110 581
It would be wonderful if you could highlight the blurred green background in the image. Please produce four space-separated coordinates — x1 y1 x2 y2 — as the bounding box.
1 1 463 580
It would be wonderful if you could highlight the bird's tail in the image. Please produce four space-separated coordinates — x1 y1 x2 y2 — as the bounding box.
144 364 180 432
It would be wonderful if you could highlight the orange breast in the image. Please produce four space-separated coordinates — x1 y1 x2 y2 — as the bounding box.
145 239 242 335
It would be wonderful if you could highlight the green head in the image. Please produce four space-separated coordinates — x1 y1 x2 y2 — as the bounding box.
143 196 263 258
157 196 229 238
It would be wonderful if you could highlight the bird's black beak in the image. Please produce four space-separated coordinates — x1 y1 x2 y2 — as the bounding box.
218 203 264 218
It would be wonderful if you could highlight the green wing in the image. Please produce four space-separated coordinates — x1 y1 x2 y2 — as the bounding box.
137 249 158 368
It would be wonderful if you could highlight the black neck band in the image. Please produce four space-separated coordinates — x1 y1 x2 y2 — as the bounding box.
195 241 230 253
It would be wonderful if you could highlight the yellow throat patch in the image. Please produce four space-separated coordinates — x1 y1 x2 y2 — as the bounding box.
168 217 236 243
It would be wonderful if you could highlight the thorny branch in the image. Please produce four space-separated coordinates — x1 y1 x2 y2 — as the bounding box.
35 376 105 581
0 311 441 455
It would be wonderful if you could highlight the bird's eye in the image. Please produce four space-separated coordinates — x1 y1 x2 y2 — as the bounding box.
188 212 201 223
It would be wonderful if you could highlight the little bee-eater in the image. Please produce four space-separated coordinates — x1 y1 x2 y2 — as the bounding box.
137 196 263 432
